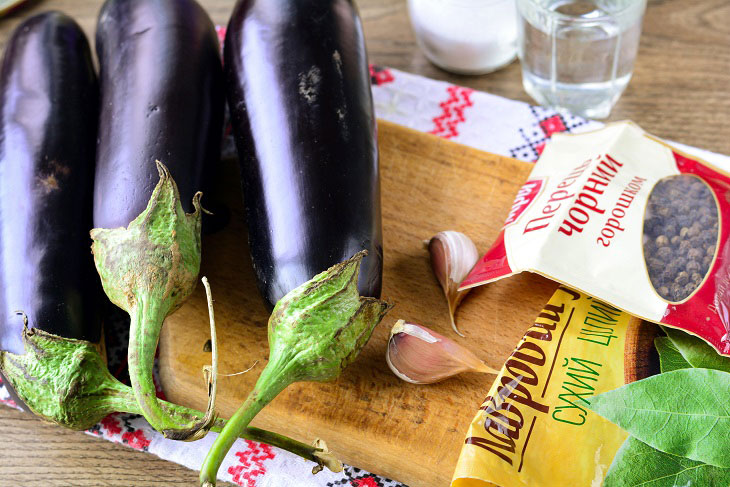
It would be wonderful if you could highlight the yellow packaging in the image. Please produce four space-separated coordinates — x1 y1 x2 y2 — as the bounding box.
452 287 637 487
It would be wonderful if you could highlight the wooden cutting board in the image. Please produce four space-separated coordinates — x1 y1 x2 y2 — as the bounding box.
158 121 652 487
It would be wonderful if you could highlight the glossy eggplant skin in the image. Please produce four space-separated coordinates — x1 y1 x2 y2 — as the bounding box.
93 0 224 229
224 0 383 309
0 12 100 401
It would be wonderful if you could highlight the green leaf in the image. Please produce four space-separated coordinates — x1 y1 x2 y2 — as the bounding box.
655 336 691 373
662 326 730 373
588 368 730 468
604 436 730 487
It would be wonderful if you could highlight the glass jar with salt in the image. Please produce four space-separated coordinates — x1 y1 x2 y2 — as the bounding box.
407 0 518 75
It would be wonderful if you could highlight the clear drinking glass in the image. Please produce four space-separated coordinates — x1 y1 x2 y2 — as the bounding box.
516 0 647 118
408 0 518 75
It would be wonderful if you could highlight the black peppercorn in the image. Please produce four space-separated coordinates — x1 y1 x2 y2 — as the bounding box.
674 256 688 269
683 283 697 298
688 224 701 238
664 223 678 238
703 231 718 245
690 236 703 249
687 248 702 261
677 215 692 227
676 271 689 286
656 246 672 260
665 260 680 276
670 283 682 298
655 235 670 248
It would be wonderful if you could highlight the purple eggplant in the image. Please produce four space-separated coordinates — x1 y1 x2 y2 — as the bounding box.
224 0 383 309
0 12 100 409
94 0 224 229
90 0 225 438
0 13 354 465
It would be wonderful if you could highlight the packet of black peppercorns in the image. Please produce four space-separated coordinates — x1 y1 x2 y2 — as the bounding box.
461 122 730 355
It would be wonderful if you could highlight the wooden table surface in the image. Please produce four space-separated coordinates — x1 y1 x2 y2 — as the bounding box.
0 0 728 486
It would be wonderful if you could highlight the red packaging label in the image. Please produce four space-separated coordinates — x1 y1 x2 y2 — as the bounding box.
504 179 544 226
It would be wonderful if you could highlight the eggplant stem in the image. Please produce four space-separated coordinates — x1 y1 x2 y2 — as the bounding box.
199 358 292 486
102 379 339 468
128 292 215 440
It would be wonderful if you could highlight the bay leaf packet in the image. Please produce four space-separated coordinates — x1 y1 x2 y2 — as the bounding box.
452 286 649 487
460 122 730 355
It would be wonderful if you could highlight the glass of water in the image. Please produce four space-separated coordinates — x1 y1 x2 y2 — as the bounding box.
516 0 646 119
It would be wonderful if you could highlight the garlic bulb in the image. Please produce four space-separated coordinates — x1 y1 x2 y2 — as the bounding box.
386 320 498 384
427 231 479 336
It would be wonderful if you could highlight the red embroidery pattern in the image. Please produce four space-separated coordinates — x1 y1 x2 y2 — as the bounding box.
0 396 16 409
430 85 474 139
535 141 547 156
228 440 276 487
539 114 567 137
101 415 122 436
369 65 395 86
508 107 591 162
353 478 381 487
123 429 151 451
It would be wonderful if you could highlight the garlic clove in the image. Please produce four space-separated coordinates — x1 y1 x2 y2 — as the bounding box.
427 231 479 336
386 320 498 384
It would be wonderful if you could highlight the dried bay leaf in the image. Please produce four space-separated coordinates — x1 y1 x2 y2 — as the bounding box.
588 368 730 468
654 336 691 373
662 327 730 373
604 436 730 487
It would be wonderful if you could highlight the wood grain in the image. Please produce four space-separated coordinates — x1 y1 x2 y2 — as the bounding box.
158 121 557 487
0 406 230 486
0 0 725 485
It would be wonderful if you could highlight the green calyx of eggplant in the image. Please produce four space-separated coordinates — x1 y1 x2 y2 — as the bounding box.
0 323 342 473
90 161 207 439
0 322 131 430
267 250 392 383
199 251 392 486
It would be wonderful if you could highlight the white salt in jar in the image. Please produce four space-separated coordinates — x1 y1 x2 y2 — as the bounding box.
407 0 518 75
